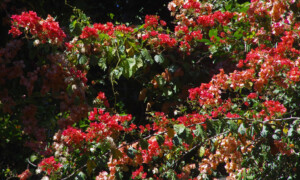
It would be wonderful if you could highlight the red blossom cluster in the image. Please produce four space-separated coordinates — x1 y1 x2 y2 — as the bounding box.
4 0 300 178
144 15 160 29
258 100 287 120
177 113 209 128
189 69 229 107
247 93 257 99
182 0 201 10
96 91 110 107
132 166 147 179
62 127 86 147
80 22 134 39
86 108 134 142
197 11 234 27
18 169 31 180
38 156 62 175
9 11 66 45
70 68 88 85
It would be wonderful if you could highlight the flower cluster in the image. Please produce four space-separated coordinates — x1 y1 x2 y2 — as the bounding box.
9 11 66 45
37 156 62 175
18 169 32 180
79 22 134 39
62 127 86 147
96 91 110 107
258 100 287 120
197 11 234 27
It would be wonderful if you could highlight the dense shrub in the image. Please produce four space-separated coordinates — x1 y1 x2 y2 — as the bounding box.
1 0 300 179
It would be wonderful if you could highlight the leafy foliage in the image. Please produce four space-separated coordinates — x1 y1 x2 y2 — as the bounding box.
1 0 300 179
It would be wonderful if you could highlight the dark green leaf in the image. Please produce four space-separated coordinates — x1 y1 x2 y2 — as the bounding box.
193 124 206 137
261 125 269 138
140 139 148 150
183 129 193 145
127 147 137 159
228 120 238 133
98 58 107 70
141 49 153 64
238 123 247 135
172 135 181 146
110 67 123 80
79 55 88 65
156 135 165 146
75 171 86 180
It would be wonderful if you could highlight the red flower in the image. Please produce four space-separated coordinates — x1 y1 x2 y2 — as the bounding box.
132 166 146 179
160 20 167 26
38 156 62 175
9 11 65 44
80 26 98 39
62 127 86 146
144 15 159 29
18 169 31 180
8 25 22 37
247 93 257 99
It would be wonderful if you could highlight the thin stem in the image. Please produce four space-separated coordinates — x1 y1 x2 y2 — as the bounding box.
61 164 87 180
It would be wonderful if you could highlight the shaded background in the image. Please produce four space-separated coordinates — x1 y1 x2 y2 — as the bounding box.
0 0 172 46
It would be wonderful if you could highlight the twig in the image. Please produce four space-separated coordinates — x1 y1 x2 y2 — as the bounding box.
61 164 87 180
212 117 300 124
27 159 37 167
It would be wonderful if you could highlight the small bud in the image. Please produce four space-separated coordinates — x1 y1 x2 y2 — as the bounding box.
33 39 40 46
90 147 96 153
36 168 42 174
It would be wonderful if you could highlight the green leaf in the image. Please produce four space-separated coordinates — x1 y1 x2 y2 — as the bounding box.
140 139 149 150
239 2 251 13
98 58 107 70
136 57 143 69
75 171 86 180
115 171 123 180
234 28 243 39
78 55 88 65
193 124 206 137
172 135 181 146
127 147 137 159
141 49 153 64
261 125 269 138
110 67 123 80
272 129 281 140
174 124 185 135
29 155 37 162
155 76 166 87
156 135 165 146
119 45 125 53
228 120 238 132
184 129 193 145
199 146 205 157
288 126 295 137
238 123 247 135
154 54 164 64
209 29 218 38
121 58 136 78
198 38 213 45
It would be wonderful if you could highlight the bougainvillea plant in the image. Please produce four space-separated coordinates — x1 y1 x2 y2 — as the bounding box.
1 0 300 179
